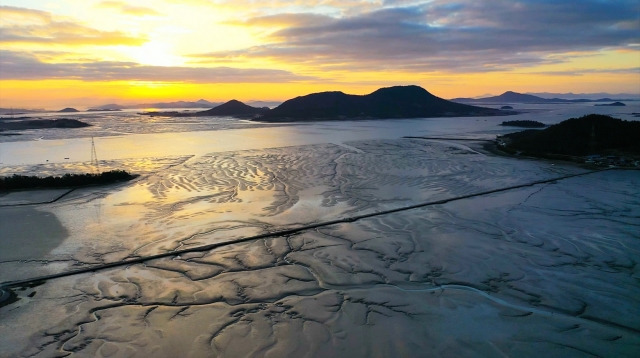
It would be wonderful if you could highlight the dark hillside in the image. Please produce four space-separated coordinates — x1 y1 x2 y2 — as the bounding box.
260 85 509 121
502 114 640 155
197 100 269 117
261 91 355 119
141 100 267 118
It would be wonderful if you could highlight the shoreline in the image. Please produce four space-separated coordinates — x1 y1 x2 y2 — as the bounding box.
490 141 640 169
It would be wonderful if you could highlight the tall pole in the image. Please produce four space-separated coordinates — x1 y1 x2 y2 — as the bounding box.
90 137 100 173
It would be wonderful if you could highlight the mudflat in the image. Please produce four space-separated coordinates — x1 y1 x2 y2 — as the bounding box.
1 136 638 357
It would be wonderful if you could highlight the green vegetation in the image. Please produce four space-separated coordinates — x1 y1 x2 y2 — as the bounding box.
0 170 137 191
500 114 640 156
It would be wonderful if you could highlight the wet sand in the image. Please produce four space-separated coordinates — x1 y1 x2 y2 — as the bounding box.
2 92 640 358
0 206 68 261
1 135 638 357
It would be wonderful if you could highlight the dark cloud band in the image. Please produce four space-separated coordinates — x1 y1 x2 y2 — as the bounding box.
192 0 640 73
0 51 314 83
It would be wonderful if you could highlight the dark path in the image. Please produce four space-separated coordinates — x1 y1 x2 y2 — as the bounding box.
0 168 608 290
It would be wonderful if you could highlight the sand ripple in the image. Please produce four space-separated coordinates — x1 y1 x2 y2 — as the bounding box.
1 140 638 357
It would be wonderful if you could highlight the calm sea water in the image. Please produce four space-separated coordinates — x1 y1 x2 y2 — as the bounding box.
1 102 638 167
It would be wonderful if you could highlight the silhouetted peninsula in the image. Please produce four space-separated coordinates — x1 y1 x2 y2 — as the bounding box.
594 102 626 107
500 120 546 128
257 85 511 122
0 118 91 131
141 100 268 118
1 170 137 191
499 114 640 156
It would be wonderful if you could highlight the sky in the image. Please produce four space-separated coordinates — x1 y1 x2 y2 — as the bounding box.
0 0 639 108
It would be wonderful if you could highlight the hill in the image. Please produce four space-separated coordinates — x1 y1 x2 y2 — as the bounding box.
196 100 269 117
258 85 510 121
453 91 570 104
58 107 79 113
141 100 268 118
453 91 638 104
500 114 640 156
527 91 640 101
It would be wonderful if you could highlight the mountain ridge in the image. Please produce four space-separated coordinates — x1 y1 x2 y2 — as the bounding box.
90 100 221 111
259 85 511 121
452 90 638 104
141 99 268 118
196 100 269 117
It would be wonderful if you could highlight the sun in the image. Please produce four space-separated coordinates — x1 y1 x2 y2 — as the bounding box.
125 41 184 67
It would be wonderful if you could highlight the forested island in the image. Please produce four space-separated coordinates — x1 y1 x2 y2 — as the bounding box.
0 170 137 191
0 118 90 131
500 120 546 128
498 114 640 166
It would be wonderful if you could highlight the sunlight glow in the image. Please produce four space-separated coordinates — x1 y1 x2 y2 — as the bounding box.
0 0 638 108
124 41 185 67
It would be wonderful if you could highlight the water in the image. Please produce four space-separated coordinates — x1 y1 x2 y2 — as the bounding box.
0 103 639 357
1 102 638 166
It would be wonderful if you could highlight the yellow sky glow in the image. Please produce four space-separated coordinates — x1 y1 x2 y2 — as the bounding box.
0 0 638 109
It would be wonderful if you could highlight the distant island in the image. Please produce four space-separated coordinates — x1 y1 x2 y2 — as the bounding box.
257 85 513 122
140 86 512 121
87 108 122 112
497 114 640 165
141 99 269 118
57 107 79 113
0 108 45 115
500 120 546 128
0 170 137 191
0 118 91 131
90 99 220 111
452 91 631 104
454 91 553 104
594 102 626 107
89 99 281 111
